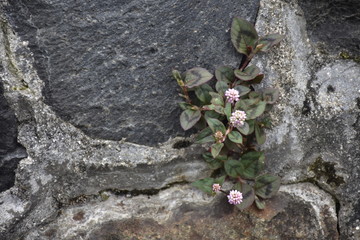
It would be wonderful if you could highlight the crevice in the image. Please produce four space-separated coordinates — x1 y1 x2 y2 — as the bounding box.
55 181 191 209
287 179 341 237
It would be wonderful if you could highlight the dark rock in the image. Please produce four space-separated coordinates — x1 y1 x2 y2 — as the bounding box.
0 82 26 192
298 0 360 56
5 0 260 146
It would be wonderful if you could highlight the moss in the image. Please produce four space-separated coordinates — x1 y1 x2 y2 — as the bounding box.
340 51 360 63
308 156 345 187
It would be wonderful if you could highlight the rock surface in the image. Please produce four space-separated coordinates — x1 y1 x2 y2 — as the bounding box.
0 68 27 192
23 183 338 240
0 0 359 239
5 0 260 146
298 0 360 57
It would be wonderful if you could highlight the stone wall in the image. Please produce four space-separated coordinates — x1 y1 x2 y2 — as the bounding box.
0 0 359 239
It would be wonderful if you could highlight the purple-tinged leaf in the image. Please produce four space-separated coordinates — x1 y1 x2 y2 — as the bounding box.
234 65 260 81
215 66 235 83
257 34 285 52
231 17 259 55
234 182 255 210
185 67 213 88
180 109 201 130
255 174 281 199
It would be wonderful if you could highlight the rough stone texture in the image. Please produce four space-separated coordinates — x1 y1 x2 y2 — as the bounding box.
5 0 260 146
0 62 27 192
0 0 360 239
255 0 360 239
22 184 338 240
298 0 360 57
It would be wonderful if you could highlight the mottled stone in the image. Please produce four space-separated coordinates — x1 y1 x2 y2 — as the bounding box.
255 0 360 239
22 184 338 240
5 0 260 146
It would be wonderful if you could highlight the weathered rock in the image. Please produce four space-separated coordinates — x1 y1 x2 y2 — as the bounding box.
5 0 260 146
0 0 359 239
0 74 27 192
0 11 211 238
255 0 360 239
21 183 338 240
298 0 360 57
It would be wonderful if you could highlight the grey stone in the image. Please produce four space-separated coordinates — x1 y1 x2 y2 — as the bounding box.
298 0 360 56
255 0 360 239
5 0 260 146
21 184 338 240
0 81 27 192
0 0 359 239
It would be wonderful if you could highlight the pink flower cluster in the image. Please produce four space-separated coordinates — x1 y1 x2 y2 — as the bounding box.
227 190 243 205
212 183 221 192
230 110 247 128
225 88 240 104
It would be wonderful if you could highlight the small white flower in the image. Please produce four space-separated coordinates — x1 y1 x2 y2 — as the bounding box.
230 110 247 128
227 190 243 205
212 184 221 193
225 89 240 104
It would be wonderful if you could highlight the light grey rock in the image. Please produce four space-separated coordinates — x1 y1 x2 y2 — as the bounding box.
255 0 360 239
22 183 338 240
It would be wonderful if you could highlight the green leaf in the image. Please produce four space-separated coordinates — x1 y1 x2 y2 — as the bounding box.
211 143 224 158
237 122 250 135
213 105 225 115
210 92 224 106
204 110 222 119
262 88 279 104
179 102 192 110
247 74 264 85
239 151 265 179
180 109 201 130
224 138 242 153
255 174 281 199
215 81 229 96
172 69 184 86
205 117 226 134
246 101 266 119
195 84 213 103
235 98 259 111
255 198 266 210
234 182 255 210
255 124 266 145
248 91 261 99
234 85 251 97
234 65 260 81
224 159 242 178
247 119 255 135
185 67 213 88
257 33 285 52
192 178 214 194
231 17 259 55
224 102 232 120
202 152 223 169
195 127 215 144
215 175 226 185
215 66 235 83
228 131 243 144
